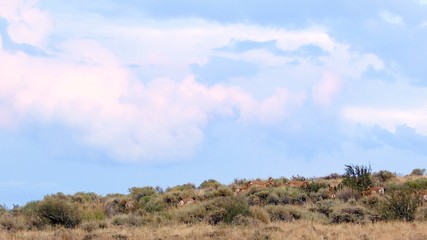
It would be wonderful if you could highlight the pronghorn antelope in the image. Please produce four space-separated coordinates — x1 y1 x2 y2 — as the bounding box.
248 177 274 188
285 180 309 188
177 197 196 207
235 184 251 194
362 186 385 196
328 184 337 199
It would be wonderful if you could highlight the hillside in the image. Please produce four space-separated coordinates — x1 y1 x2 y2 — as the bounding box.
1 166 427 239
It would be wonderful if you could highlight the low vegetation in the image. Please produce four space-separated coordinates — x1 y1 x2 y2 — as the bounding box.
0 166 426 239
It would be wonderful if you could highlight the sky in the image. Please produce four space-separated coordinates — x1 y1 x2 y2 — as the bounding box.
1 0 427 207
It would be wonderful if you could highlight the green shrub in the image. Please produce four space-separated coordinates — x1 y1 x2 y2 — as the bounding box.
410 168 426 176
265 205 302 222
201 186 233 200
381 190 419 222
129 187 158 202
176 196 250 225
144 197 166 213
306 181 327 193
81 208 105 222
323 173 342 180
404 178 427 191
291 175 307 181
342 164 372 192
79 220 107 232
330 205 366 224
166 183 196 192
219 197 250 224
250 206 270 224
111 215 128 226
0 214 26 231
36 196 82 228
199 179 223 189
372 170 396 183
0 204 7 215
312 200 334 217
336 187 360 202
247 190 271 206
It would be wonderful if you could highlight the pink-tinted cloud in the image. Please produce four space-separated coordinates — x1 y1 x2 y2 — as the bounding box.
312 72 341 106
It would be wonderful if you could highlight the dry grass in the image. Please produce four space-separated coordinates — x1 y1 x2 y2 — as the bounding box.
1 221 426 240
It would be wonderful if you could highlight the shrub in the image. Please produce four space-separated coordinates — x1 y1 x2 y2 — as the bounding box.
0 214 26 231
404 178 427 191
312 200 334 217
175 196 250 225
199 179 223 189
0 204 7 215
128 187 158 202
342 164 372 192
306 181 327 193
231 214 262 226
381 190 419 221
247 190 271 206
336 187 361 202
330 205 367 224
81 207 105 222
372 170 396 183
79 220 107 232
36 197 82 228
166 183 196 192
291 175 307 181
265 205 302 222
410 168 426 176
250 206 270 224
111 215 128 226
201 186 233 200
323 173 342 180
144 197 166 213
218 197 250 224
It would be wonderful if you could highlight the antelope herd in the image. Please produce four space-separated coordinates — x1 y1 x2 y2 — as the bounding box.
174 176 427 207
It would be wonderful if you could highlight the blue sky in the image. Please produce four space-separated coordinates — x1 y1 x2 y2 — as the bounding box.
1 0 427 206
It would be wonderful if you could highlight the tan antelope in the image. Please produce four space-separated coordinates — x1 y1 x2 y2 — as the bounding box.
285 180 309 188
248 177 274 188
362 186 385 196
328 184 337 199
177 197 196 207
235 183 251 194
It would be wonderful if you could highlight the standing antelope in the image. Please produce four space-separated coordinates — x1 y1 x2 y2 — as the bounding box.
248 177 274 188
328 184 337 199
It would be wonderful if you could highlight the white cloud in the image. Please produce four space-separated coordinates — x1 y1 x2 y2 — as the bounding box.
312 72 341 106
0 0 51 48
342 106 427 135
379 10 404 26
0 1 387 162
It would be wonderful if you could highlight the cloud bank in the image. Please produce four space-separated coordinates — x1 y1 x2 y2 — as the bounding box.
0 0 391 163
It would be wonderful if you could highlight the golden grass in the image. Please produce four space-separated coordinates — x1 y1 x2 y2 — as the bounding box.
1 221 426 240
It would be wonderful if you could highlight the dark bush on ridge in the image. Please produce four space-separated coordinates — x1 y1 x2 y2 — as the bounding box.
336 187 361 202
342 164 372 192
404 178 427 190
36 196 82 228
129 187 158 202
410 168 426 176
176 196 250 225
372 170 396 183
199 179 223 189
330 206 366 224
381 190 419 222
